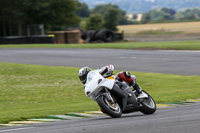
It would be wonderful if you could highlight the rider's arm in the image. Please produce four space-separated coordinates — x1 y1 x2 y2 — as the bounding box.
98 64 114 75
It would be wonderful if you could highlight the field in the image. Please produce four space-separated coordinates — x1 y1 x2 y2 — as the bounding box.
0 63 200 123
117 21 200 34
117 22 200 41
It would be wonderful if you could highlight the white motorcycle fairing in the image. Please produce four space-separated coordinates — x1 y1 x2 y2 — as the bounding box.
84 70 115 101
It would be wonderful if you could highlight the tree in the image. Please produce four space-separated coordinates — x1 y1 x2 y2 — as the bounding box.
149 10 171 21
181 8 200 20
0 0 22 36
161 8 176 16
85 14 104 30
118 10 133 25
17 0 50 36
174 12 184 20
104 8 119 31
141 12 151 23
142 9 175 23
91 4 131 25
132 14 138 19
44 0 81 30
0 0 81 37
76 2 90 18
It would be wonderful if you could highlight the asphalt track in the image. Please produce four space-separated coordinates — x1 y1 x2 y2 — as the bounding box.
0 48 200 75
0 103 200 133
0 48 200 133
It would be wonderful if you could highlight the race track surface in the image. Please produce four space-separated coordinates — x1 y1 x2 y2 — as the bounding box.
0 103 200 133
0 48 200 75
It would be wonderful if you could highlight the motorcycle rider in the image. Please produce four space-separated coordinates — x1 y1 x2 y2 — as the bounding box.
78 64 147 112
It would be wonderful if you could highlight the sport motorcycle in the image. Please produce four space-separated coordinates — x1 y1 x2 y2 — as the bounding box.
84 70 156 118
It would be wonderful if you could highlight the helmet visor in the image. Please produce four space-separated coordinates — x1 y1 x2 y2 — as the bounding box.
79 74 87 84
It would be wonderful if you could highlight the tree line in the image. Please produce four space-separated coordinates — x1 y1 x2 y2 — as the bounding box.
141 8 200 24
77 3 200 31
83 0 200 14
0 0 80 37
1 0 199 37
76 3 132 31
0 0 131 37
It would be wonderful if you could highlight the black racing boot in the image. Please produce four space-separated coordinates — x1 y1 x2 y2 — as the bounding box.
133 83 142 94
133 83 148 98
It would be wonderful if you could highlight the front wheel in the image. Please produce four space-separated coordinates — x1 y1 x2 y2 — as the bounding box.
140 91 156 114
96 94 122 118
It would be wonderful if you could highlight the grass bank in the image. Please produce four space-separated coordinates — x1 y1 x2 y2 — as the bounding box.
0 63 200 123
0 41 200 50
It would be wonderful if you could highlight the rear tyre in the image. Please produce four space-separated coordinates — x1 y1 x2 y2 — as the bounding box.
140 91 156 114
96 95 122 118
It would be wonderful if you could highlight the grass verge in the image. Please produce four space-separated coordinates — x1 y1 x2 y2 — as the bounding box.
0 63 200 123
0 41 200 50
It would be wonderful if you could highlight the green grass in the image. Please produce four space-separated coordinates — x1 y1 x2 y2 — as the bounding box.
0 63 200 123
0 40 200 50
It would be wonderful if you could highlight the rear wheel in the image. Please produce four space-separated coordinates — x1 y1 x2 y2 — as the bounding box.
96 94 122 118
140 91 156 114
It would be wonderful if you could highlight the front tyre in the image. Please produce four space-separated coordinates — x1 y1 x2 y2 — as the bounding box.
140 91 156 114
96 95 122 118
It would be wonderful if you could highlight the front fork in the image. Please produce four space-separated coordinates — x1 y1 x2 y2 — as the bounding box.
96 88 115 104
104 88 116 103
